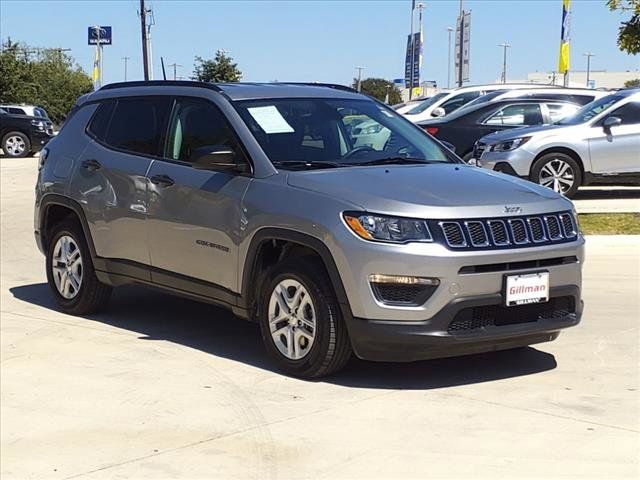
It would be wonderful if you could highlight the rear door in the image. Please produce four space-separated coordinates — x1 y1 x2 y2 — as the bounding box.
588 100 640 174
70 96 172 268
146 96 252 293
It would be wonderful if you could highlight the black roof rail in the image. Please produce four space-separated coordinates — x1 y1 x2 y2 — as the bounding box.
100 80 222 91
281 82 358 93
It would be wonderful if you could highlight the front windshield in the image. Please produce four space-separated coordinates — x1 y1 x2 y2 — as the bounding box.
405 92 449 115
458 90 505 111
234 98 453 169
556 93 623 125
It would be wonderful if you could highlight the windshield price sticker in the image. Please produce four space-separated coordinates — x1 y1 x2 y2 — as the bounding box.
505 272 549 306
247 106 295 134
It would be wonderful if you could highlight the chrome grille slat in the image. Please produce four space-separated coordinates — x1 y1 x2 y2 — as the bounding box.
527 217 547 243
559 213 577 238
508 219 529 245
487 220 510 246
440 221 467 247
544 215 563 240
464 221 489 247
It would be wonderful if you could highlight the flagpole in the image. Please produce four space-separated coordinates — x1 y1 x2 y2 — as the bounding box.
409 0 415 100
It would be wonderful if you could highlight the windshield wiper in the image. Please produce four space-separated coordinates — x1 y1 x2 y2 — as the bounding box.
347 157 436 166
272 160 346 170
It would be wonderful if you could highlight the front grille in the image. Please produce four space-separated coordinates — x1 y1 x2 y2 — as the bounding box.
458 255 579 274
448 296 576 334
370 283 438 306
432 211 578 250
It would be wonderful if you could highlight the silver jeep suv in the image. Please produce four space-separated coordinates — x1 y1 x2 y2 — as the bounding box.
34 81 584 378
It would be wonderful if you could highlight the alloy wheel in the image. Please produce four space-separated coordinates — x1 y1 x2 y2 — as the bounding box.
268 279 316 360
538 159 575 194
51 235 83 299
4 135 26 156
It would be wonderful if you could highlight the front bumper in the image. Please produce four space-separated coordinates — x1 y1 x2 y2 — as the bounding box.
349 285 582 362
478 148 537 177
30 130 55 152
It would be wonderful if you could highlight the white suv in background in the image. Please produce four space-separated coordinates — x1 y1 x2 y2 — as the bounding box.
476 89 640 198
0 104 51 119
403 84 554 123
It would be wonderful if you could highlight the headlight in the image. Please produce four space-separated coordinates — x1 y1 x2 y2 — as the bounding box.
343 213 432 243
490 136 530 152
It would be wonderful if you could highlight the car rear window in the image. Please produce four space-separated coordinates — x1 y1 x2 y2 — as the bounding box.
87 100 115 141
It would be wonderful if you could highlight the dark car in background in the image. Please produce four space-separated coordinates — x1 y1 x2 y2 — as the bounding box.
417 98 580 160
0 107 55 157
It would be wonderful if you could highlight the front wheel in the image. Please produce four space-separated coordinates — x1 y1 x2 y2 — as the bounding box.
2 132 30 158
530 152 582 198
258 257 352 378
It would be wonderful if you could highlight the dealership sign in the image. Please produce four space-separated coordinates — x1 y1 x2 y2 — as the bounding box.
88 26 112 45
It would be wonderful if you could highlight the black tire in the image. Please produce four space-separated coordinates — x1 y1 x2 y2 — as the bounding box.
46 219 112 315
2 131 31 158
530 152 582 199
258 257 352 378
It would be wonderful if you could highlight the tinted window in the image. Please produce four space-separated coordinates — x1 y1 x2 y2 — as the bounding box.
6 107 26 115
608 101 640 125
167 98 244 163
484 104 543 126
87 100 115 141
105 97 172 156
440 91 481 114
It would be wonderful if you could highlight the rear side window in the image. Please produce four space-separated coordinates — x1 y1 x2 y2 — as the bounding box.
103 97 172 156
484 103 543 126
609 101 640 125
87 100 115 141
6 107 26 115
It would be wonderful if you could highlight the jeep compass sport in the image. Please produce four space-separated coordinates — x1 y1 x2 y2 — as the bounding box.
35 81 584 378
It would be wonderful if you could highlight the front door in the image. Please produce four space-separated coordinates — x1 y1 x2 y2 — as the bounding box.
588 101 640 174
146 97 252 293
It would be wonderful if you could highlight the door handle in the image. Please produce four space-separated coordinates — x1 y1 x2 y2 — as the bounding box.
81 159 102 171
150 174 175 187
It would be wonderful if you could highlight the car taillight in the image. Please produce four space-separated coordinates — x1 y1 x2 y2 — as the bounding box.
425 127 439 136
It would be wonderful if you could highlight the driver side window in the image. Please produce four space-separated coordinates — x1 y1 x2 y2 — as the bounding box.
166 98 245 164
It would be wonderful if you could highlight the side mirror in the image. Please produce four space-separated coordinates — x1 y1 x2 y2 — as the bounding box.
432 107 446 118
191 145 239 171
440 140 456 153
602 116 622 134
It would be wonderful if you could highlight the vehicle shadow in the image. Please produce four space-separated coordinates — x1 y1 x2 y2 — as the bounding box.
574 187 640 200
10 283 557 390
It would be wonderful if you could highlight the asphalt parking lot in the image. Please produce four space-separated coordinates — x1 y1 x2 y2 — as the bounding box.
1 156 639 479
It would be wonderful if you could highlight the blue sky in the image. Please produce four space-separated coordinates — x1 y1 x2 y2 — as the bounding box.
1 0 638 87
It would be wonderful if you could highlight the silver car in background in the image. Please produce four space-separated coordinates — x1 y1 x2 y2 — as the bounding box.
476 89 640 198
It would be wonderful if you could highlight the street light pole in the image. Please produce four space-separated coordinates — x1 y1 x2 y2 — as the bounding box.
583 52 595 87
409 1 415 100
447 26 454 89
355 66 365 92
498 42 511 84
169 63 182 81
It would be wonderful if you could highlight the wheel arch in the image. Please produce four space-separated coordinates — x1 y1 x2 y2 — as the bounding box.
530 147 585 179
240 228 353 324
39 194 97 259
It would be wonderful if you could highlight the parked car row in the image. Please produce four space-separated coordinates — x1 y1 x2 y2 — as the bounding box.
0 105 55 158
394 84 638 198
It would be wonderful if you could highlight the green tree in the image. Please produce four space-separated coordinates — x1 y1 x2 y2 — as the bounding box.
193 50 242 83
353 78 402 105
0 39 92 124
607 0 640 54
624 78 640 87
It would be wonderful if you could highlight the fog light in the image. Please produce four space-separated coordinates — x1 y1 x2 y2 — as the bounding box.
369 274 440 286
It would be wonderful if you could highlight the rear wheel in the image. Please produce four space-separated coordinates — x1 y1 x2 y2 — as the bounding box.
531 152 582 198
46 219 112 315
258 257 352 378
2 132 30 158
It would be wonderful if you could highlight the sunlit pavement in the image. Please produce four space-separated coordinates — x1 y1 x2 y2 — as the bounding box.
1 156 638 479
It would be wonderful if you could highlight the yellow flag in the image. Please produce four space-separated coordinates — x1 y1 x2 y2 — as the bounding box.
558 0 570 74
92 48 100 84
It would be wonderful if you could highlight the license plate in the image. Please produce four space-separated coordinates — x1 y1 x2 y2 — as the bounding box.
505 272 549 306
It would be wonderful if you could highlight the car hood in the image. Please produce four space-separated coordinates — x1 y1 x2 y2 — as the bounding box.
286 163 572 218
480 124 568 144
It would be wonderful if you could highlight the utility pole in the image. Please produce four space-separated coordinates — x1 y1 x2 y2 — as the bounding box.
498 42 510 84
409 0 415 99
140 0 149 80
355 66 365 92
447 26 453 89
583 52 594 87
457 0 464 87
169 63 182 81
122 56 130 81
